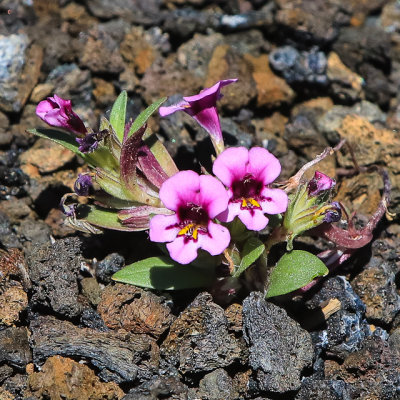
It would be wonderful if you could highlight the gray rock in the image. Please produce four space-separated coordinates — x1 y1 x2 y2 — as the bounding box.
95 252 125 284
0 327 32 369
0 34 42 112
17 219 51 248
27 238 83 318
269 46 328 85
317 100 386 143
190 368 238 400
30 315 159 384
295 378 352 400
160 292 243 374
123 376 187 400
85 0 162 25
352 238 400 326
307 276 387 360
242 292 313 393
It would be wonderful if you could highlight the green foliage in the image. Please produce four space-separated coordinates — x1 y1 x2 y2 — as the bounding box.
110 91 127 143
128 97 167 138
112 256 216 290
266 250 328 298
233 237 265 278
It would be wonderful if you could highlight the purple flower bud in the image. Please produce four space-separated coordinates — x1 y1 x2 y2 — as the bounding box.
76 130 107 153
74 174 92 196
307 171 335 196
159 79 238 154
324 202 341 223
36 94 87 135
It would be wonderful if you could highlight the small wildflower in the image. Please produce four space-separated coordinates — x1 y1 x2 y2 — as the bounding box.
36 94 86 136
74 174 92 196
323 201 341 223
213 147 288 231
149 170 231 264
76 130 107 153
159 79 238 154
307 171 335 196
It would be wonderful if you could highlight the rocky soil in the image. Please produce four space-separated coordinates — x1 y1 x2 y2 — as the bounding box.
1 0 400 399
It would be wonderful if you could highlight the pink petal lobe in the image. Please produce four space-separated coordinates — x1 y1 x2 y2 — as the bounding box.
199 222 231 256
199 175 229 218
238 209 269 231
167 237 200 265
159 170 200 211
212 147 249 187
183 79 238 103
159 101 189 116
217 202 241 223
260 188 289 214
248 147 281 184
36 100 55 118
149 214 180 243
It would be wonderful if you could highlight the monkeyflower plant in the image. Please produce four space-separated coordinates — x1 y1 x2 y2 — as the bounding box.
28 80 390 297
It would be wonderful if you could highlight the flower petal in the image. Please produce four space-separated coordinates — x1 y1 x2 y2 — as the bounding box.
159 170 200 211
212 147 249 187
199 175 229 218
183 79 238 103
216 202 241 223
188 106 223 148
199 222 231 256
149 214 180 243
159 101 189 117
248 147 282 185
167 237 200 264
260 188 289 214
237 208 269 231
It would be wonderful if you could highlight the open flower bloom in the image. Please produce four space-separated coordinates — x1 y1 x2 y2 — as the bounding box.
307 171 335 196
159 79 238 155
36 94 87 136
149 170 231 264
213 147 288 231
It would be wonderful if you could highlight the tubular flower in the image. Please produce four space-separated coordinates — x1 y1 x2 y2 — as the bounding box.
36 94 87 136
149 170 231 264
213 147 288 231
307 171 335 196
159 79 238 155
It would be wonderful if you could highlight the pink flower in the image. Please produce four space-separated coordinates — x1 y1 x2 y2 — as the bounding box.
213 147 288 231
159 79 238 154
149 170 231 264
36 94 86 136
307 171 336 196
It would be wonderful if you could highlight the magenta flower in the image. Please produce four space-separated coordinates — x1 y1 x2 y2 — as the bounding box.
149 170 231 264
213 147 288 231
159 79 238 155
36 94 87 136
307 171 336 196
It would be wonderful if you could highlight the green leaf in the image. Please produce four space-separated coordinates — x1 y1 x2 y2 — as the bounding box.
128 97 167 138
27 127 89 159
112 256 216 290
233 237 265 278
76 205 138 231
110 91 127 143
266 250 328 298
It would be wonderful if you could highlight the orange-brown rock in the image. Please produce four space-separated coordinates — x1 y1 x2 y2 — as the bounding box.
92 78 116 108
205 45 257 111
334 171 382 216
246 54 295 108
19 138 76 175
0 281 28 326
98 283 174 338
120 27 161 75
26 356 124 400
337 114 400 172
